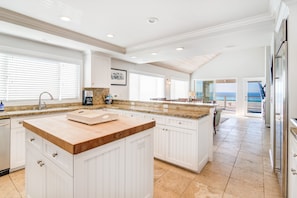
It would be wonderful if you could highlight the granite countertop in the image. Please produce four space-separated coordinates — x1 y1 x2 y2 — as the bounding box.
23 114 155 154
0 104 210 120
108 104 209 119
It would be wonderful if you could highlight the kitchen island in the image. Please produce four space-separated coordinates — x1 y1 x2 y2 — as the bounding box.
23 112 155 198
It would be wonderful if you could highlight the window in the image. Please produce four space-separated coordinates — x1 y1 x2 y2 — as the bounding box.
129 73 165 101
170 79 189 99
0 53 81 102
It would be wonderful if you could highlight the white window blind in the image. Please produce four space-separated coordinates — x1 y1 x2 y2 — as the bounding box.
129 73 165 101
170 79 189 99
0 53 80 101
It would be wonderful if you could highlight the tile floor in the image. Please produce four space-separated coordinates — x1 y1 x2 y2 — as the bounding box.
0 115 283 198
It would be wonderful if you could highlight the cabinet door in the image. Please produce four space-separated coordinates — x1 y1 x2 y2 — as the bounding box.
26 145 45 198
74 139 125 198
288 134 297 198
45 158 73 198
125 129 153 198
166 126 198 171
154 125 167 160
10 127 26 170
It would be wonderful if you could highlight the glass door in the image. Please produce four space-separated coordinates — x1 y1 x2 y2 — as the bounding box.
194 80 214 103
244 79 265 117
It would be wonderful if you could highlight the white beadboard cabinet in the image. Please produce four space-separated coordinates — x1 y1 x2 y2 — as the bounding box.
26 131 73 198
10 117 27 171
288 131 297 198
10 113 66 171
106 108 212 173
25 128 154 198
84 51 111 88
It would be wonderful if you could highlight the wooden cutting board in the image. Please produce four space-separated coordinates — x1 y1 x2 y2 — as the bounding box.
66 109 119 125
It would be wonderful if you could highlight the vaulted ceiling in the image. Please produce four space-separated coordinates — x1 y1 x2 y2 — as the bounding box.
0 0 276 73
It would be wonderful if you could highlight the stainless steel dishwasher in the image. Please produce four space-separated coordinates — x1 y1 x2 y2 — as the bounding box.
0 118 10 176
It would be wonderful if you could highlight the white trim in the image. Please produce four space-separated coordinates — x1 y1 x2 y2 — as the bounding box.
127 14 274 53
0 7 125 54
275 2 289 32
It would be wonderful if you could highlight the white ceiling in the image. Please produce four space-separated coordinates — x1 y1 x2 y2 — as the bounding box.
0 0 275 73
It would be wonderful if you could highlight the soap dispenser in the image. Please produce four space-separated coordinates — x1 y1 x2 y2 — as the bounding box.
0 101 4 111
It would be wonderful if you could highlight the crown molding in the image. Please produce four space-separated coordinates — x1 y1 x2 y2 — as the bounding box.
126 13 274 53
0 7 126 54
284 0 297 5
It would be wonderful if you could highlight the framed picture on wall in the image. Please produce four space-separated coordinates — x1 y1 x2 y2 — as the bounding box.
111 68 127 86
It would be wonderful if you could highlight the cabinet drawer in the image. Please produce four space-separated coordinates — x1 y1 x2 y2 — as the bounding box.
43 140 73 176
166 117 198 130
26 130 42 151
143 114 166 125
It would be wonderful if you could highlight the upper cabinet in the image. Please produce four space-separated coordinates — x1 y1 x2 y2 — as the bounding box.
84 51 111 88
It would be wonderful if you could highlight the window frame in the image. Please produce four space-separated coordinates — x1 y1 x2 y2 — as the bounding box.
0 51 83 106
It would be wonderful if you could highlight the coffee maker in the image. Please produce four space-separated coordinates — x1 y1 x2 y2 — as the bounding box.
82 90 93 105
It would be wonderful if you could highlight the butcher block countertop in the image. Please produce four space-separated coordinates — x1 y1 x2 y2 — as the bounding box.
23 114 155 154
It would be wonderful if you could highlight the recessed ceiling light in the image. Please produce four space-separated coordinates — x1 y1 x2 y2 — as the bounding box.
151 52 158 56
176 47 184 51
131 56 136 59
60 16 71 22
106 34 114 38
147 17 159 24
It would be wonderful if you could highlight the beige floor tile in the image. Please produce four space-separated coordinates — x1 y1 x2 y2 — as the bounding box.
9 170 25 197
213 152 237 166
230 167 264 187
181 181 224 198
225 177 264 198
194 169 229 190
154 170 192 195
0 175 21 198
202 161 234 177
234 157 263 173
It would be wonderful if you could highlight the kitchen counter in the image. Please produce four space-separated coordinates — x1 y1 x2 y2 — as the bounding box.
108 104 209 119
23 113 155 154
0 103 211 119
24 112 155 198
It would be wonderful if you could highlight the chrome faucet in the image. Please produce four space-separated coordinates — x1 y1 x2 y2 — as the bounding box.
38 91 54 110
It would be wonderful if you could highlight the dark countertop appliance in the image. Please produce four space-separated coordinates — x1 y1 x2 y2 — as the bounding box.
82 90 93 105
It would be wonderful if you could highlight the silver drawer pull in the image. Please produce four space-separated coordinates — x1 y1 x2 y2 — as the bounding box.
37 160 42 164
291 168 297 175
18 121 23 124
39 162 45 167
178 122 182 124
293 154 297 158
30 138 35 142
52 152 58 158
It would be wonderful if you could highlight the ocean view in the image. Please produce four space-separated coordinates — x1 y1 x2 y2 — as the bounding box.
196 92 262 102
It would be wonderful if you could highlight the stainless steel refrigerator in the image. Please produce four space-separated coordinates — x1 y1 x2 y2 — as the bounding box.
274 19 288 197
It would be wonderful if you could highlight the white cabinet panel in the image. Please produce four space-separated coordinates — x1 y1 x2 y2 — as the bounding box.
154 125 167 159
26 131 73 198
74 139 125 198
106 107 212 173
26 145 45 198
45 157 73 198
288 132 297 198
84 52 111 88
166 126 198 170
125 129 153 198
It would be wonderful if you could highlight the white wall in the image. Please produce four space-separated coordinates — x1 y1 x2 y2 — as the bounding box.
0 33 83 65
191 47 266 115
110 59 190 100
